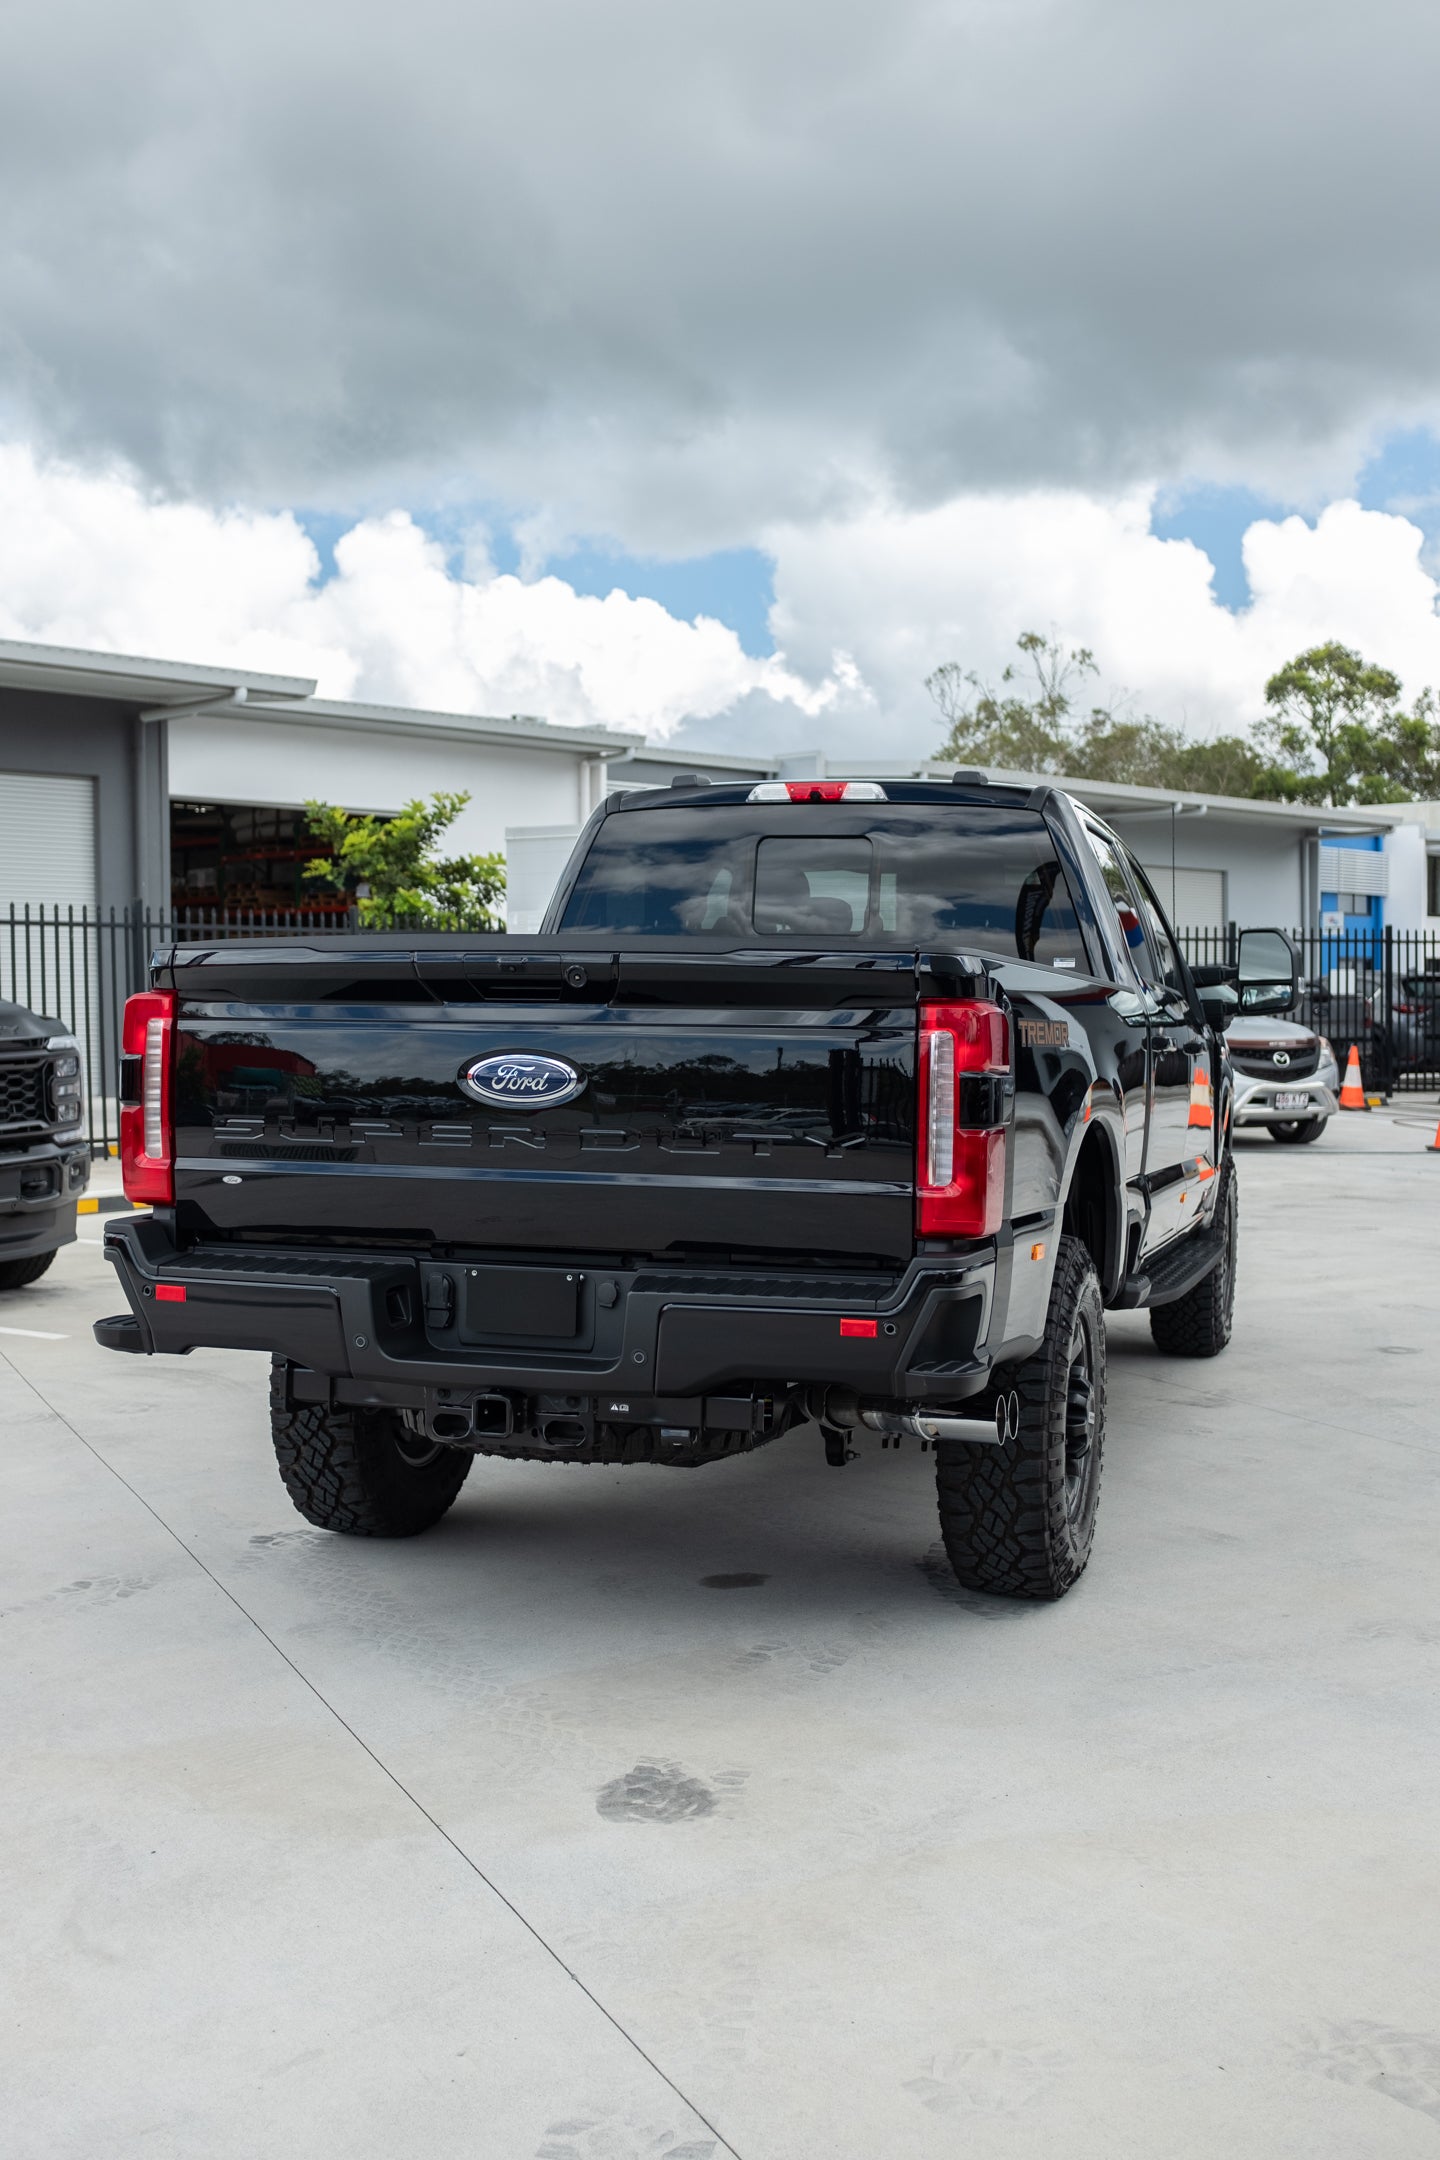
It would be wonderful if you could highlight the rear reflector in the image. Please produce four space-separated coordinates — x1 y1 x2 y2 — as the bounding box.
839 1317 878 1338
747 780 888 803
917 999 1010 1239
155 1284 186 1303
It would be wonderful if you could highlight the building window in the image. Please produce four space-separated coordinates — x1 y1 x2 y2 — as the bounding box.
1428 855 1440 918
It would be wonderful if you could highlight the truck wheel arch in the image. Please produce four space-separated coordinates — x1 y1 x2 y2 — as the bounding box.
1059 1119 1125 1304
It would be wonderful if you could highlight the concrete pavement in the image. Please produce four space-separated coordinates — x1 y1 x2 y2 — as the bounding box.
3 1107 1438 2158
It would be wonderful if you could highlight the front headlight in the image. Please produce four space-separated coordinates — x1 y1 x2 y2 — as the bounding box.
1318 1037 1336 1067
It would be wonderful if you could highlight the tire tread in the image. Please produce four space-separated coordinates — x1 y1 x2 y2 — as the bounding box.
1149 1158 1237 1359
269 1365 471 1537
934 1235 1105 1602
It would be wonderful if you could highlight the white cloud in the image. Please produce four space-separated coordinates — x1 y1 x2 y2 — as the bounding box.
0 443 841 737
745 491 1440 757
5 442 1440 769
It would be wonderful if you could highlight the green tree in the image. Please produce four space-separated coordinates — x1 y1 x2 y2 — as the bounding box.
926 630 1266 793
1257 642 1440 805
926 630 1091 772
303 791 506 930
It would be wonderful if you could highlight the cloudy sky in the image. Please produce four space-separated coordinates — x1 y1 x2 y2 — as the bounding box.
3 0 1439 757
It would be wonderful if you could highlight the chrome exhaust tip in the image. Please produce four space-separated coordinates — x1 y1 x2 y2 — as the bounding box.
854 1389 1020 1447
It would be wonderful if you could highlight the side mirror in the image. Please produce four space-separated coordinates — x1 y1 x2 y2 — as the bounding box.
1236 927 1300 1015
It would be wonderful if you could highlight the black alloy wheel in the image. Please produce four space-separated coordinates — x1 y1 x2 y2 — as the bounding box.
1063 1318 1101 1533
933 1235 1106 1600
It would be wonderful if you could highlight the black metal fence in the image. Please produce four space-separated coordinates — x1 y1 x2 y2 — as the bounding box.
4 906 1438 1157
1 905 361 1156
1177 925 1440 1093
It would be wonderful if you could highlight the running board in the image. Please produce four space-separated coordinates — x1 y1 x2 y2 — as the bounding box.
1113 1218 1224 1310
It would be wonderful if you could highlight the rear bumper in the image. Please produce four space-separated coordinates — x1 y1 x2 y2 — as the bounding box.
98 1214 1000 1404
0 1140 88 1260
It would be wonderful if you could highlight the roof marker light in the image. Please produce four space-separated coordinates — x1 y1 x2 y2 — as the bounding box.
747 781 889 803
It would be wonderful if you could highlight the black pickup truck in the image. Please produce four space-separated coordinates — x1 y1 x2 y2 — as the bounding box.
0 999 89 1287
96 776 1298 1601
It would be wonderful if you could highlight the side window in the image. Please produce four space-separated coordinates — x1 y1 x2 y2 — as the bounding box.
1125 856 1188 1000
1083 824 1147 978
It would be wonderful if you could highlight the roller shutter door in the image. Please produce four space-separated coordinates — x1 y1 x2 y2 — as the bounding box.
0 773 98 908
1140 863 1225 931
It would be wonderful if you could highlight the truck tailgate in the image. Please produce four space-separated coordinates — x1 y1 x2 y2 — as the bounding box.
164 940 919 1265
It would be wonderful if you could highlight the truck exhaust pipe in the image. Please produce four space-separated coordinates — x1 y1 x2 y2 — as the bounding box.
823 1389 1020 1448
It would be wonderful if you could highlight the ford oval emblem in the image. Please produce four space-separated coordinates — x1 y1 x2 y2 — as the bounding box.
458 1052 587 1110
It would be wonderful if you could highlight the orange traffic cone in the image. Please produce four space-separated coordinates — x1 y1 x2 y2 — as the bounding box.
1428 1110 1440 1153
1338 1044 1369 1111
1187 1065 1214 1131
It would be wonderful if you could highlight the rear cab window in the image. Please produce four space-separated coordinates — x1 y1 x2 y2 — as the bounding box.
557 803 1092 968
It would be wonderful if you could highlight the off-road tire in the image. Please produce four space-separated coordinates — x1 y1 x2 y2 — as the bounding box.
1270 1117 1326 1144
1149 1157 1237 1358
933 1234 1105 1601
269 1365 472 1536
0 1249 58 1291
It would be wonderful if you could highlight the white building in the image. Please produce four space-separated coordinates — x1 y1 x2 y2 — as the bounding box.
1 632 1436 940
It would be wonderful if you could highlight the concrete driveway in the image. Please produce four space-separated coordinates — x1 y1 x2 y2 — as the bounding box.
4 1108 1438 2159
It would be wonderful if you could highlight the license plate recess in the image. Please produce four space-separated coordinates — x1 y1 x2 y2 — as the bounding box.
462 1266 581 1340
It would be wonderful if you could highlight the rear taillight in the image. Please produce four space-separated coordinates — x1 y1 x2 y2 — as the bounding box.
120 990 176 1205
916 1000 1009 1238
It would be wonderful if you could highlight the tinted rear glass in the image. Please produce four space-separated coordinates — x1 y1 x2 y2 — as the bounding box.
557 806 1089 964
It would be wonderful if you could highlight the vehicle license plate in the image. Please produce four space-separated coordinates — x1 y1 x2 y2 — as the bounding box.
1273 1090 1309 1111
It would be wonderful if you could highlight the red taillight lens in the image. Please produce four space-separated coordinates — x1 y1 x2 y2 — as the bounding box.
120 990 176 1205
916 999 1009 1237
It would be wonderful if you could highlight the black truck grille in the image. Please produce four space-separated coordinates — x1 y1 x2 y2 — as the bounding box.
1232 1044 1320 1081
0 1057 48 1133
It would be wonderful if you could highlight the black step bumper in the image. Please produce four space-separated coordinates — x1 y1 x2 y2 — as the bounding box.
97 1213 1000 1403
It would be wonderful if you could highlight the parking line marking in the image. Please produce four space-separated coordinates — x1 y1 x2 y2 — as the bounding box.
0 1324 68 1340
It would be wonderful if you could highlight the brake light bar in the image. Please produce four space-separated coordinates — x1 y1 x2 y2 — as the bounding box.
916 999 1010 1238
119 990 176 1205
747 780 889 803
